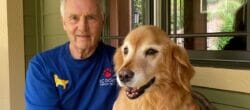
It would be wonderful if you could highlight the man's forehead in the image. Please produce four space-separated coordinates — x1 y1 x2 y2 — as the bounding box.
67 0 101 10
65 0 101 7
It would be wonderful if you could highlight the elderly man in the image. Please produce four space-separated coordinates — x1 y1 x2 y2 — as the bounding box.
25 0 118 109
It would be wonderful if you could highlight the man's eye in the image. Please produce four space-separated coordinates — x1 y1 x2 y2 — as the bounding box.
70 15 79 21
145 48 158 56
87 16 95 20
123 47 128 55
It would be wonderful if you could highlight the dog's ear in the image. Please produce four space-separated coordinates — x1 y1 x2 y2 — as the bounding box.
113 47 124 72
172 45 194 92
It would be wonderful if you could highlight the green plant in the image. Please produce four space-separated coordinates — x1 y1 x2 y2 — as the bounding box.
215 0 242 50
170 0 184 31
133 0 143 27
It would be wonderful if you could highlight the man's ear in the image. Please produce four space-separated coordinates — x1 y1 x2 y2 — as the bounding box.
172 45 195 92
61 17 67 31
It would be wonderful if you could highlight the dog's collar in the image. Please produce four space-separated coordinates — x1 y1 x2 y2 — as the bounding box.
139 77 155 92
126 77 155 99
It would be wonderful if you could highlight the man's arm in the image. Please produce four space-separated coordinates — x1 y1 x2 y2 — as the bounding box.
25 56 59 110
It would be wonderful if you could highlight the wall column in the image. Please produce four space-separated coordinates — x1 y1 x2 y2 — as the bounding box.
0 0 25 109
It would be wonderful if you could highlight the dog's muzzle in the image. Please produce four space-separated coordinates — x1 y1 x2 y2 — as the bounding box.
118 68 134 83
125 77 155 99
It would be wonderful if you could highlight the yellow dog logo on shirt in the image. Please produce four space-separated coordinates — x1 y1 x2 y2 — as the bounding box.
54 74 69 89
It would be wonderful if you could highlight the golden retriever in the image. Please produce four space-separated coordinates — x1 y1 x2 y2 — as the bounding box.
113 25 212 110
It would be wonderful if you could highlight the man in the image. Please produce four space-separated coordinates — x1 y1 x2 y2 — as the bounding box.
25 0 118 109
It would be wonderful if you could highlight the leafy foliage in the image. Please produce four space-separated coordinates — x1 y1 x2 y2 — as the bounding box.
133 0 143 27
215 0 242 50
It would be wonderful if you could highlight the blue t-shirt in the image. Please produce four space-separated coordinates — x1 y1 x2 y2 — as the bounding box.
25 42 119 110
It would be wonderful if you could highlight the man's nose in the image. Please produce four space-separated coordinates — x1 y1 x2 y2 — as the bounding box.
78 17 88 32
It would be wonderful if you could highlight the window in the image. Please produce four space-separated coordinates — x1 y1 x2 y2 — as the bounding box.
102 0 250 68
102 0 153 46
131 0 154 28
165 0 250 68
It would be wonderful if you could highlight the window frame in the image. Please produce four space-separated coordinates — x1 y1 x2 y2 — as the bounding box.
161 0 250 69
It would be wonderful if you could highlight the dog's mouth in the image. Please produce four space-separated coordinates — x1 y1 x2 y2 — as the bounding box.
125 77 155 99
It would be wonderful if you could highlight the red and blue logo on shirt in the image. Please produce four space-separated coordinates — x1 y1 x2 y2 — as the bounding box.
99 67 116 86
103 68 112 78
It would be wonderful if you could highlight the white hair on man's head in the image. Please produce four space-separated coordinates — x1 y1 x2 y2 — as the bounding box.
60 0 105 19
60 0 65 18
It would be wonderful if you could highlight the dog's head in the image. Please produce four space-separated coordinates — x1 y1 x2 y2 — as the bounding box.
113 25 194 99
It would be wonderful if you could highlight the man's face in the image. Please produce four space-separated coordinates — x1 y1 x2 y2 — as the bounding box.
63 0 103 51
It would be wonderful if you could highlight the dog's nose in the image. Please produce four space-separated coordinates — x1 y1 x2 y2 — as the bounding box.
118 69 134 83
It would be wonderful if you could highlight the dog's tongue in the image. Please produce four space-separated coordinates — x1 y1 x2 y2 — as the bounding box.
126 87 137 93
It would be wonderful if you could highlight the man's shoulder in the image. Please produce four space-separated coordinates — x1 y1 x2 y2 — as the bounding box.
100 42 116 54
31 42 68 62
43 42 68 55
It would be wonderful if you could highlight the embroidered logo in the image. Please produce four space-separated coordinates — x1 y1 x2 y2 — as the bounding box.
99 67 116 86
54 74 69 89
103 68 112 78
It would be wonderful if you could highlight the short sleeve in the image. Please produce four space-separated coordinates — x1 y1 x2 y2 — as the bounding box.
25 56 59 110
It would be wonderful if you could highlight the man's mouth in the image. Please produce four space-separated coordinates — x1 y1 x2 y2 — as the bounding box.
125 77 155 99
76 35 90 38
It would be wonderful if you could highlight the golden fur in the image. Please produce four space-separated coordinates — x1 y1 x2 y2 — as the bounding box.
113 25 199 110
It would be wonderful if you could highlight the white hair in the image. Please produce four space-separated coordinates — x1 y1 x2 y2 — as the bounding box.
60 0 65 18
60 0 105 19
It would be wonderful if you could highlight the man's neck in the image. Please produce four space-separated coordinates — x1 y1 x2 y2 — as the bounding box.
69 44 97 60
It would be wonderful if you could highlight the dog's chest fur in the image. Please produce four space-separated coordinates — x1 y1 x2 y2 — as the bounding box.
113 86 198 110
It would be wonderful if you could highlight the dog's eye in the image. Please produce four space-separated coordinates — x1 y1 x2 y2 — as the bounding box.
124 47 128 55
145 48 158 56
